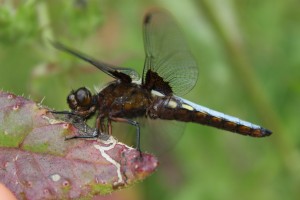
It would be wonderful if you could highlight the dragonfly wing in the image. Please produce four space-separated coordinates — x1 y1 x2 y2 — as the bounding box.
52 41 140 82
142 10 199 96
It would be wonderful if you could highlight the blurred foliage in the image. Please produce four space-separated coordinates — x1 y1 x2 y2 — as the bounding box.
0 0 39 45
0 0 299 200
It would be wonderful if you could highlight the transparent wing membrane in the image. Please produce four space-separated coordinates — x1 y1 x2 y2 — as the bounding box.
142 10 198 95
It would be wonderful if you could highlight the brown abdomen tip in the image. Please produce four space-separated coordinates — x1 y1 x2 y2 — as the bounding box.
262 128 272 136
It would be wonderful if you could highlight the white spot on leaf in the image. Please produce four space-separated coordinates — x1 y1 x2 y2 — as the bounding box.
50 174 61 182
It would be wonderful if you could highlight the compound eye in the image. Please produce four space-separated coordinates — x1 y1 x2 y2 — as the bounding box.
67 93 77 110
75 87 92 107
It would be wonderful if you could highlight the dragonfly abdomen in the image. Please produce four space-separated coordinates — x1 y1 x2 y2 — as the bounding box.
149 96 272 137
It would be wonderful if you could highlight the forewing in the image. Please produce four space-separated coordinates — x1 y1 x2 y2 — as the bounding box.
53 41 140 82
142 10 199 95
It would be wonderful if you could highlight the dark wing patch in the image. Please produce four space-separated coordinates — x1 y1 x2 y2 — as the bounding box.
144 70 173 96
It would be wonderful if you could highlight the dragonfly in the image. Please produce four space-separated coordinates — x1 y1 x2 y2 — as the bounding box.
52 10 272 152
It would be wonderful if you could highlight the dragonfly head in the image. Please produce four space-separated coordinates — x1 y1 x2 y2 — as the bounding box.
67 87 96 118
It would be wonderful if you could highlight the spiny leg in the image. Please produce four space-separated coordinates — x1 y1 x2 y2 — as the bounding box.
110 117 141 154
50 110 76 115
64 130 99 140
52 110 100 139
98 116 107 135
65 117 114 140
108 119 112 135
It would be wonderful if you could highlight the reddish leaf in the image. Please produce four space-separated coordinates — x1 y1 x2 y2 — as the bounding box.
0 91 158 199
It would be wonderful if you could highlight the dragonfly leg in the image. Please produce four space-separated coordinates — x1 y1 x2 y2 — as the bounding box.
65 129 99 140
96 116 107 135
50 110 95 138
108 119 112 135
50 110 77 116
110 117 141 154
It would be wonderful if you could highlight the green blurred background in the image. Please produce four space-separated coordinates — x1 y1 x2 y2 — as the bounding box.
0 0 299 199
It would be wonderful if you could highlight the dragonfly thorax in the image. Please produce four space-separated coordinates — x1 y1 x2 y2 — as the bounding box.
96 82 152 119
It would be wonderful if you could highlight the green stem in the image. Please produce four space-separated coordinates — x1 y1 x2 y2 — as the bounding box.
36 1 54 57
